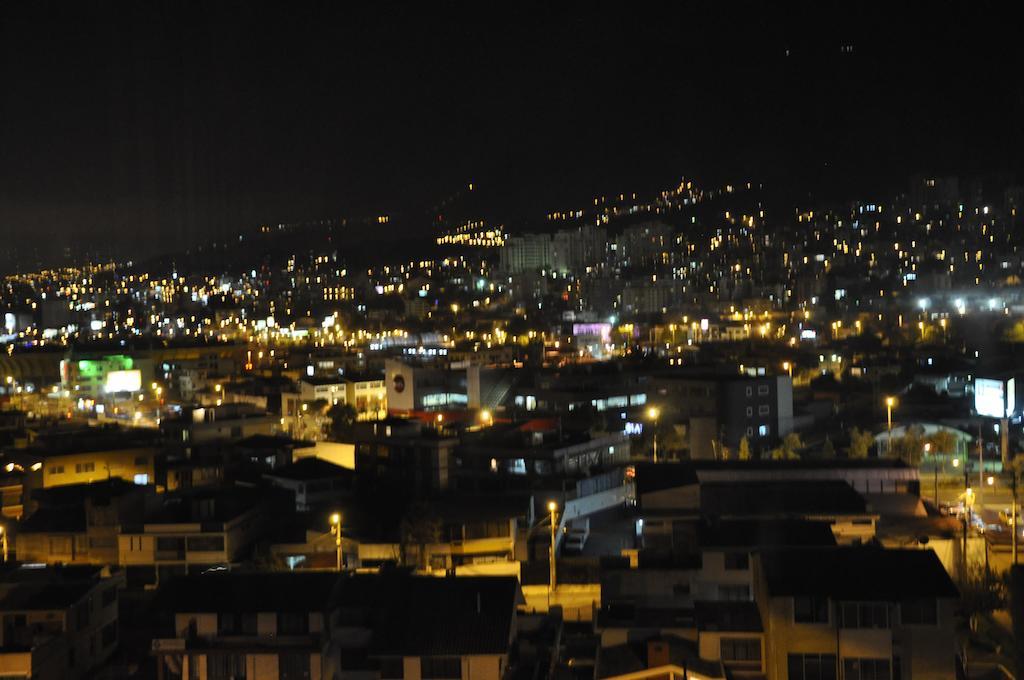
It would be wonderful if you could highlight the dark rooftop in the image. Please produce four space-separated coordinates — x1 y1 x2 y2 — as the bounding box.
759 546 959 600
0 565 109 611
597 635 723 679
363 575 520 656
697 519 837 549
154 572 339 613
700 481 868 517
264 457 352 482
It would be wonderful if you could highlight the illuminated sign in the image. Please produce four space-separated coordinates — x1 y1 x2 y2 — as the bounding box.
975 377 1016 418
573 322 612 342
393 374 406 393
105 369 142 393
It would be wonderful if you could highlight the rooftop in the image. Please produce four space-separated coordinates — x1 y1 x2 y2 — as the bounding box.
700 481 868 516
264 457 352 482
759 546 959 600
697 518 837 548
154 572 339 613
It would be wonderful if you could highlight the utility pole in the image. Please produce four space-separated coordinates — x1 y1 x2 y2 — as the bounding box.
1012 458 1019 566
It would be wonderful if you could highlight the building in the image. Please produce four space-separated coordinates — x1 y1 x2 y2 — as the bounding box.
500 233 553 274
0 564 124 680
150 572 522 680
299 375 346 405
754 546 959 679
22 425 159 489
59 352 154 400
648 372 794 458
161 403 280 449
151 572 335 680
16 479 157 565
264 458 353 512
117 486 278 587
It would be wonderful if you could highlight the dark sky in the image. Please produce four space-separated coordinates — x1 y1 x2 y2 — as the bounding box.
1 2 1022 266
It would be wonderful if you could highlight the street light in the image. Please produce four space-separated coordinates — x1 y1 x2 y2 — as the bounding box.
330 512 342 572
782 361 792 378
885 397 896 452
647 407 660 463
547 501 558 593
480 409 492 426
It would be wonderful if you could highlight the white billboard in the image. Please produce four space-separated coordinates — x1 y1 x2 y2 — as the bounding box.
105 369 142 393
975 377 1015 418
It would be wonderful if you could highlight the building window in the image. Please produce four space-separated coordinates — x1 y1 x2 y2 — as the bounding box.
49 465 65 475
723 552 749 570
839 602 890 629
719 585 751 601
758 424 769 437
208 653 247 680
745 387 753 397
218 613 240 635
842 658 891 680
277 612 309 635
186 536 226 553
75 462 96 474
380 658 405 679
758 385 770 395
758 404 770 416
787 654 837 680
746 426 753 436
421 657 462 679
134 474 150 485
793 596 829 623
745 406 753 417
279 653 311 680
720 638 761 666
134 456 148 466
900 598 937 625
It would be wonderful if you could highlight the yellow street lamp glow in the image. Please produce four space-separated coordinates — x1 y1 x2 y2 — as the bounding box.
480 409 492 424
647 407 660 420
547 501 557 513
987 475 995 486
436 413 444 423
952 458 960 468
215 384 222 392
885 396 895 408
330 512 341 526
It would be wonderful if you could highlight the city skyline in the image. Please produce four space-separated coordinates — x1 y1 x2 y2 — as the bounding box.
2 3 1023 266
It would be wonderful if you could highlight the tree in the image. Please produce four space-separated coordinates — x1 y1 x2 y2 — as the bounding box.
737 436 752 461
782 432 803 454
925 429 959 457
327 402 358 441
771 432 803 460
821 436 836 458
399 504 442 571
849 427 873 459
887 424 928 465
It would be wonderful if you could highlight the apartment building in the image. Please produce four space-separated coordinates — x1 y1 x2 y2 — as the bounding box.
0 564 124 680
754 546 959 680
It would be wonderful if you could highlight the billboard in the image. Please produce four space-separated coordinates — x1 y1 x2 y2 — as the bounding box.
105 369 142 393
975 377 1015 418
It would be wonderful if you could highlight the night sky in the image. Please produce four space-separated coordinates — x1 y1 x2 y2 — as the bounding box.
1 2 1022 266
